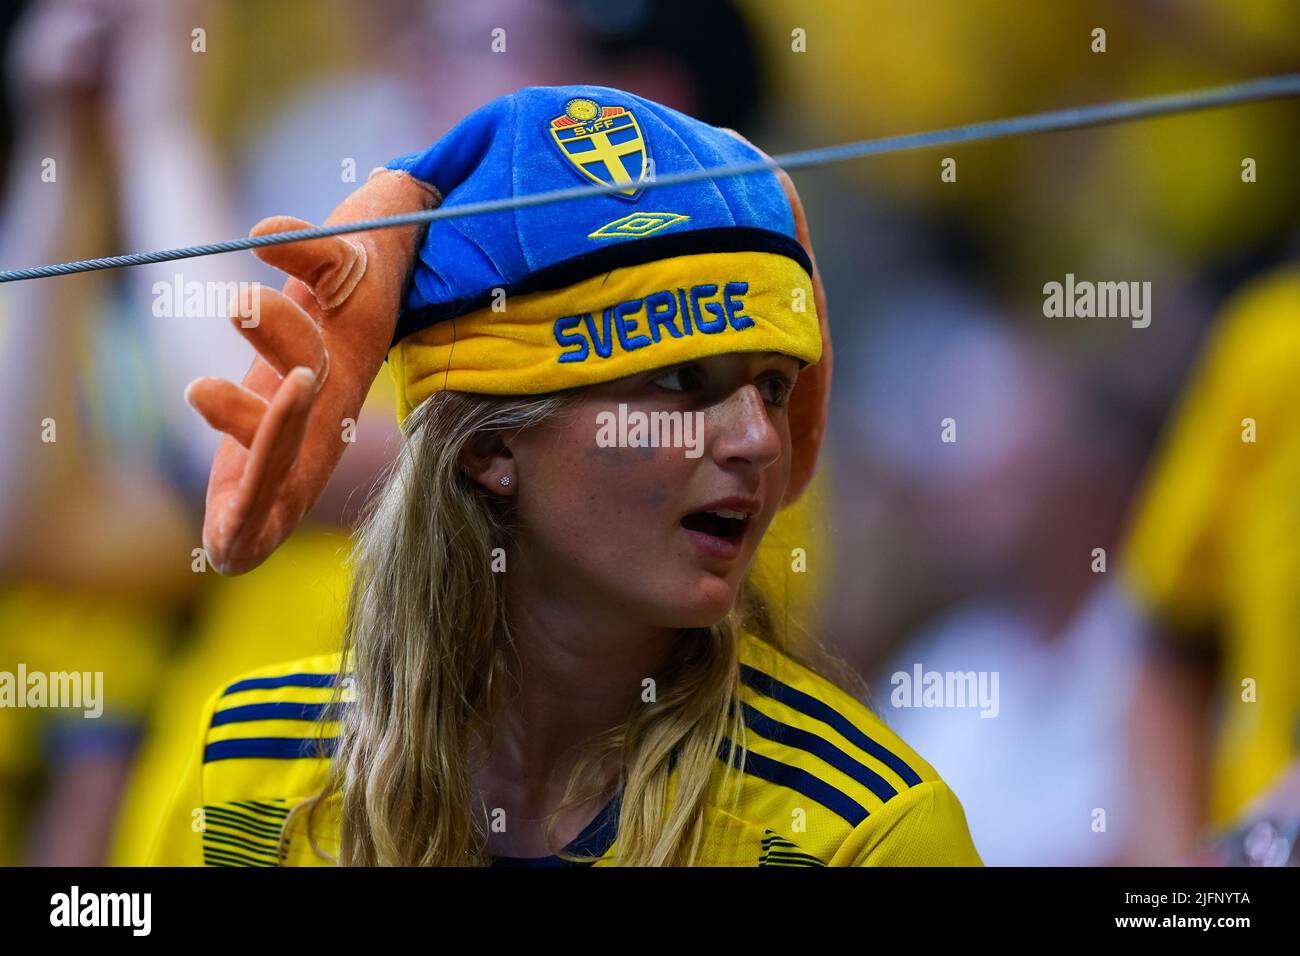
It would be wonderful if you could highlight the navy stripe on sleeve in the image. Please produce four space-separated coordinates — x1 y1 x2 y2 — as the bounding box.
210 702 341 726
740 665 923 787
221 673 338 696
716 738 868 826
203 737 338 763
739 701 899 804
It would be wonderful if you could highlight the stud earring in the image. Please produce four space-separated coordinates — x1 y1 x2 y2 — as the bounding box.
499 475 512 487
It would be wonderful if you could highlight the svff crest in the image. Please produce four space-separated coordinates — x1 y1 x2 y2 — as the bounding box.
549 97 650 200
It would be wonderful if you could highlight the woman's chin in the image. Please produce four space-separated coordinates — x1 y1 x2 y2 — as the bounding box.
661 576 741 628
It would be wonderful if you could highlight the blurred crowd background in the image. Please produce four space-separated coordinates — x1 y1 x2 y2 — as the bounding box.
1 0 1298 867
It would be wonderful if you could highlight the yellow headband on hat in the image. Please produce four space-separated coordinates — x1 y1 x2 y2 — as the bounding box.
388 249 821 426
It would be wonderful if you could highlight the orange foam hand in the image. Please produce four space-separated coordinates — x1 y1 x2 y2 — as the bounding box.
185 169 439 574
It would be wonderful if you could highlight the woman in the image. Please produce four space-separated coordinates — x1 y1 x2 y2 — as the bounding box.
151 86 982 866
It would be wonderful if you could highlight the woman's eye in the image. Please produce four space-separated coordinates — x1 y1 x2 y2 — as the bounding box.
760 375 795 407
652 365 702 392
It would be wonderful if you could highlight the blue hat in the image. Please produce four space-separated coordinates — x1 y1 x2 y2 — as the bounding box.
383 84 812 344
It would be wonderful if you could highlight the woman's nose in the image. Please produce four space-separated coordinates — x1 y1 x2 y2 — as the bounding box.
705 384 782 472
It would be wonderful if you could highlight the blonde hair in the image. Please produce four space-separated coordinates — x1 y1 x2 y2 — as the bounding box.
288 387 848 865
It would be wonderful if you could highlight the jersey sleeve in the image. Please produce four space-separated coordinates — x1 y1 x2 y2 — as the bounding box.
833 779 984 866
145 682 223 866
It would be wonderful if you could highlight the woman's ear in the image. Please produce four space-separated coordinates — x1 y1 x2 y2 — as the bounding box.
458 430 516 496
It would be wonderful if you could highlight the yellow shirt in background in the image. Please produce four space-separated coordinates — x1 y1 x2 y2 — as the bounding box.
1122 267 1300 827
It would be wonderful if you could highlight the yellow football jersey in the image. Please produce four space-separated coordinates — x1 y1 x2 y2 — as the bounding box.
108 527 354 865
148 631 982 867
1122 267 1300 827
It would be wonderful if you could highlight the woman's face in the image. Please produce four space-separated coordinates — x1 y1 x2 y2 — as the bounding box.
506 351 801 628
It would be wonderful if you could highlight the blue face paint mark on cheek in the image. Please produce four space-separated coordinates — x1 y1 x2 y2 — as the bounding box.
587 439 661 468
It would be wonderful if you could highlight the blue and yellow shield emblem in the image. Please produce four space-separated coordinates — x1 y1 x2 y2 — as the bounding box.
549 97 649 200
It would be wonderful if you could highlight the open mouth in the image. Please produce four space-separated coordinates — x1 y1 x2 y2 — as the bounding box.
681 509 750 546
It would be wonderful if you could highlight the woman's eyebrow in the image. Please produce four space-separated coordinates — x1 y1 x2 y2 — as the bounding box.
758 353 802 373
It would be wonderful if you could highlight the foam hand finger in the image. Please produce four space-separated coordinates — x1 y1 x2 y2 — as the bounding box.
202 367 318 572
185 376 269 449
229 284 329 383
249 216 368 310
